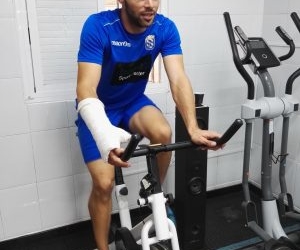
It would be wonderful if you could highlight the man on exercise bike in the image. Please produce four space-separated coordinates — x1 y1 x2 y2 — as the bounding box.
76 0 223 249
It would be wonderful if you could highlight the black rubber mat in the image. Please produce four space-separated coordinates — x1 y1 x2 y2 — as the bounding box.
204 187 258 249
204 186 300 250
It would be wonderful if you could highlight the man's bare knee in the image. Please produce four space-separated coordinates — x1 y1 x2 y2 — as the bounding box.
151 125 172 144
87 160 115 200
92 178 114 200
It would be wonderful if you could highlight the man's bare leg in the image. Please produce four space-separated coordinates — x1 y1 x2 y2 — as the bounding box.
129 106 172 183
87 159 115 250
86 106 172 250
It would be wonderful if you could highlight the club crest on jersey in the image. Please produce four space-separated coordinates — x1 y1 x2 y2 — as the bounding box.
145 35 155 50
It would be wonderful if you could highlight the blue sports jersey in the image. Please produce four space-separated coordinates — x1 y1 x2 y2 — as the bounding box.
78 9 182 109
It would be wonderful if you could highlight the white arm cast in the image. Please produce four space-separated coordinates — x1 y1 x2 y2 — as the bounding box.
77 98 131 162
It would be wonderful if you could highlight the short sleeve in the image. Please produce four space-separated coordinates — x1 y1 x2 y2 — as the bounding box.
160 20 182 57
77 15 105 65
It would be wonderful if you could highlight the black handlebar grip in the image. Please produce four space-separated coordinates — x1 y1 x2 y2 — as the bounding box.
276 26 292 44
291 12 300 33
121 134 143 161
215 119 243 145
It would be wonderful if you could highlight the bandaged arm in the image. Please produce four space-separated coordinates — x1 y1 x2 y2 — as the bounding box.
77 98 131 162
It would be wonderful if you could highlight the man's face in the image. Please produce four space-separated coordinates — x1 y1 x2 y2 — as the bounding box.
122 0 160 30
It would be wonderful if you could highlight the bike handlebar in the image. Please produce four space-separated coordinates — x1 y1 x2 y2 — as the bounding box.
214 118 243 145
121 134 143 161
122 119 243 161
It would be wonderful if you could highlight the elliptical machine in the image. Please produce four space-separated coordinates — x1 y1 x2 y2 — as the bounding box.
277 12 300 243
224 11 300 250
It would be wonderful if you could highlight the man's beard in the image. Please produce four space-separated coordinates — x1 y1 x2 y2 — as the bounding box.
124 1 155 29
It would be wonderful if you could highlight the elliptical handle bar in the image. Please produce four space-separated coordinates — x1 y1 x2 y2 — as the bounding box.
275 26 295 61
223 12 255 100
285 12 300 94
276 26 294 45
291 12 300 33
123 119 243 160
286 68 300 95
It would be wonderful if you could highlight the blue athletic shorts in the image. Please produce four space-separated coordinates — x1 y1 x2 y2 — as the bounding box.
75 94 158 163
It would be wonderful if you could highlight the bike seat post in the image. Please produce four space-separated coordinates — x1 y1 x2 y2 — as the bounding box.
143 146 172 242
145 148 163 194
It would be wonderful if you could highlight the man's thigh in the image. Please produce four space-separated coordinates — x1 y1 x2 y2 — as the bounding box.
128 105 171 142
120 94 164 135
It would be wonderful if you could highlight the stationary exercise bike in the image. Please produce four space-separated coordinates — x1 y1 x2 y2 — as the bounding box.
113 118 243 250
224 11 300 250
277 12 300 243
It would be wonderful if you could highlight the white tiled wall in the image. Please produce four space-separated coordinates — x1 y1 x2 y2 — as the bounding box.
0 184 41 239
0 134 35 190
32 129 73 182
0 79 29 137
38 177 77 230
1 0 300 242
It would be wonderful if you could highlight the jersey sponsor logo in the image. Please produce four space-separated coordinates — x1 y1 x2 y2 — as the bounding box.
111 40 132 47
145 35 155 50
111 55 152 85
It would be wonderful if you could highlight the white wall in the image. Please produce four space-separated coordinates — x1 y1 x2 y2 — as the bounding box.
0 0 299 242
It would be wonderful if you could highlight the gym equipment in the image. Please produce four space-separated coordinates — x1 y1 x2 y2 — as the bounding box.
113 118 243 250
224 11 300 249
277 12 300 242
175 100 208 250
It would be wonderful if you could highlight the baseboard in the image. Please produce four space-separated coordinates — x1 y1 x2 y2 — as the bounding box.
0 220 96 250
